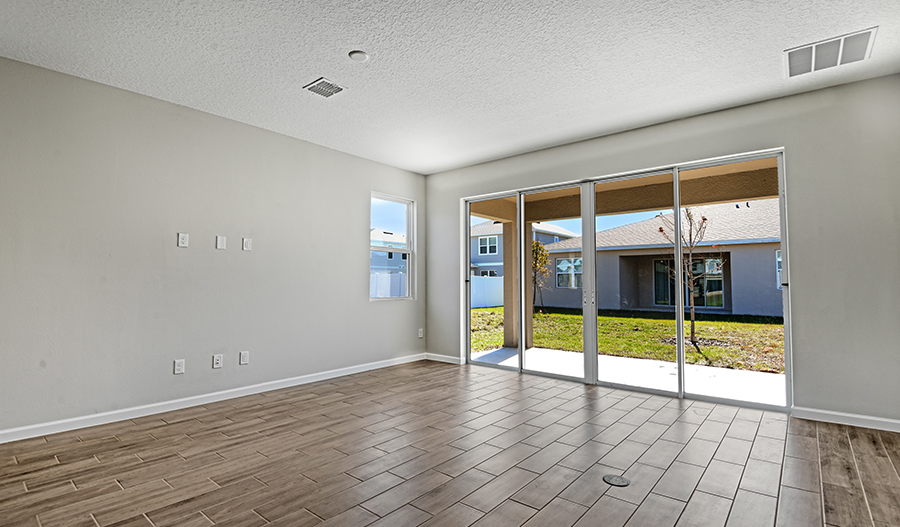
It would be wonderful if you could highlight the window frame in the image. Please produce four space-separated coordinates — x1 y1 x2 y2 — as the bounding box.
370 193 415 300
555 257 583 289
654 257 725 309
478 235 498 255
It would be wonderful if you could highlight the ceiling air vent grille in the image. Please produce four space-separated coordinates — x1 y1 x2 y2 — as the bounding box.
303 77 344 98
785 27 877 77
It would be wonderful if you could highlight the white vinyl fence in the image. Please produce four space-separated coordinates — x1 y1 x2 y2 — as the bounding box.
370 272 407 298
470 275 503 308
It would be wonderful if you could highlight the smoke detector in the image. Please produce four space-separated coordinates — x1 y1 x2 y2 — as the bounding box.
785 27 877 77
303 77 345 98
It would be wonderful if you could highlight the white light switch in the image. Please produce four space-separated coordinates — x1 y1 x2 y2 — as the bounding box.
239 351 249 365
242 238 252 251
177 233 189 248
216 236 226 250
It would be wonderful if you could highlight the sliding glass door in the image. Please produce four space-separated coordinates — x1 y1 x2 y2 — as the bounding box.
465 151 790 409
593 173 679 393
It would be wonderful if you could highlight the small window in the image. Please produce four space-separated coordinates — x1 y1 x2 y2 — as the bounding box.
654 258 725 308
371 194 413 299
480 270 498 277
478 236 498 255
556 258 582 288
776 250 782 289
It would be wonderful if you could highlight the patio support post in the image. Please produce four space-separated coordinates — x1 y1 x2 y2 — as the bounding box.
524 222 534 350
502 221 519 348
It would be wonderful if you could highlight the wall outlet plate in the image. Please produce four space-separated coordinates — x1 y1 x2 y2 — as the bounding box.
418 328 424 338
177 233 189 248
239 350 249 365
212 354 223 369
174 359 185 374
242 238 251 251
216 236 226 250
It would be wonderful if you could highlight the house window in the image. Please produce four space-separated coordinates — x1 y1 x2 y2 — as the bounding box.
556 258 582 288
654 258 724 308
776 250 782 289
479 236 498 255
370 194 413 299
480 270 498 277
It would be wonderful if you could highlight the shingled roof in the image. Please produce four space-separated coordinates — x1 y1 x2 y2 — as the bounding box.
546 198 781 252
470 220 576 238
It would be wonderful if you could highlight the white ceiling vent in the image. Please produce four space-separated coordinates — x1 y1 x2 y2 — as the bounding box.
303 77 344 98
785 27 877 77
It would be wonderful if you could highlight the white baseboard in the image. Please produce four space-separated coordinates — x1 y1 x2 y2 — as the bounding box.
425 353 465 365
792 406 900 433
0 353 431 445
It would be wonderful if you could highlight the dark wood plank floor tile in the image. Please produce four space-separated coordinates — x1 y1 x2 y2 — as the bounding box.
511 464 580 509
146 476 265 527
432 443 503 478
368 504 431 527
474 442 540 476
557 440 614 472
411 468 494 514
573 495 637 527
822 482 872 527
390 444 465 480
557 423 607 448
864 483 900 525
470 499 537 527
726 489 777 527
599 440 651 471
448 425 507 451
360 469 451 517
520 496 587 527
418 502 484 527
557 463 616 507
788 418 817 438
315 505 380 527
515 441 576 474
461 467 538 513
652 461 706 502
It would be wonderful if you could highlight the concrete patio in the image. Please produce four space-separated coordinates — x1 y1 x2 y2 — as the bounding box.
471 347 786 406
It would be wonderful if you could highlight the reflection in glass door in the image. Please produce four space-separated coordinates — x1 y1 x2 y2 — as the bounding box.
678 157 787 406
594 173 679 393
522 186 585 380
468 196 520 369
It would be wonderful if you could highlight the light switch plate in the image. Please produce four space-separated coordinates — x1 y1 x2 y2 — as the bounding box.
239 351 249 365
216 236 226 250
174 359 185 374
177 233 189 248
242 238 251 251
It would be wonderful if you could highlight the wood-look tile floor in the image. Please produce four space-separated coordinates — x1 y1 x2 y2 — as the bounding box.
2 361 899 527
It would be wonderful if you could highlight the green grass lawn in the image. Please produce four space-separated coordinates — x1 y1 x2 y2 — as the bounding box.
471 307 784 373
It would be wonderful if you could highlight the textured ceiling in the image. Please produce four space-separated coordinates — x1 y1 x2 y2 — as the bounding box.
1 1 899 174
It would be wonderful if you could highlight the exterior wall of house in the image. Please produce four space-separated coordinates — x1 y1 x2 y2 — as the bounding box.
428 74 900 423
539 244 777 316
469 233 505 276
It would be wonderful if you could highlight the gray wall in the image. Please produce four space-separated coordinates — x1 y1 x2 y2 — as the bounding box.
427 75 900 421
0 58 426 430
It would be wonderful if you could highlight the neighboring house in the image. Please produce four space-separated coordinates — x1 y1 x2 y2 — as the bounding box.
541 199 783 317
370 229 408 297
470 221 576 277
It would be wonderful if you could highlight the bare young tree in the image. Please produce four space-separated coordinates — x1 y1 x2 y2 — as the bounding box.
532 239 551 309
657 208 725 363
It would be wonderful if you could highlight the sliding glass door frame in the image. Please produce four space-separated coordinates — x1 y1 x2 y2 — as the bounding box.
462 148 792 411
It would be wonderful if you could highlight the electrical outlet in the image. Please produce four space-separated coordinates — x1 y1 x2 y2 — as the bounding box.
242 238 252 251
216 236 226 250
212 354 223 369
418 328 424 339
239 351 249 365
177 233 189 248
174 359 185 374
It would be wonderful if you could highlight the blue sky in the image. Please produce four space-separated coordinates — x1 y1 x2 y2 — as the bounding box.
470 209 672 237
371 197 408 235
